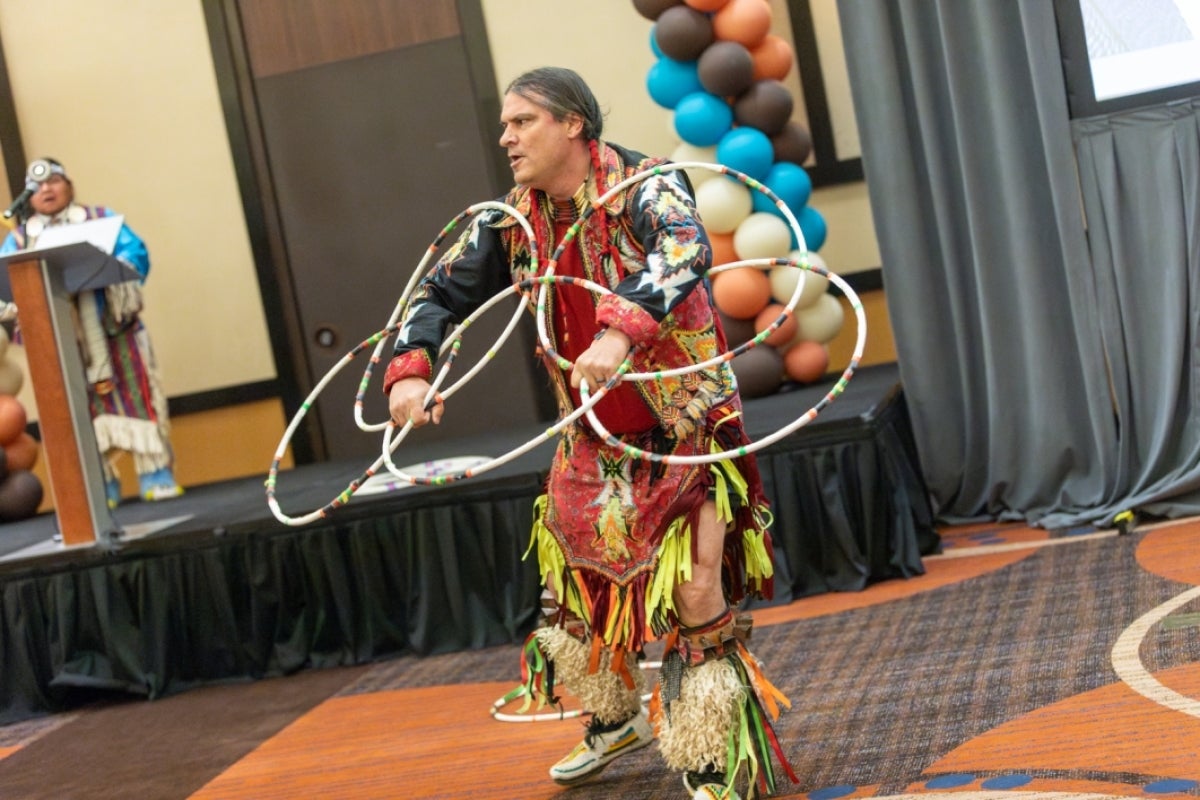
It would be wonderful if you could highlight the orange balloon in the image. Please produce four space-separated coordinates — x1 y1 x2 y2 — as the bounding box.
712 268 771 319
685 0 730 11
712 0 773 49
754 302 799 348
751 34 794 81
783 339 829 383
710 231 738 267
0 395 26 445
4 431 39 472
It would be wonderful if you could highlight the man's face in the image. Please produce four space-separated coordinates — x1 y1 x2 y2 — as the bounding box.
29 174 72 216
498 91 581 194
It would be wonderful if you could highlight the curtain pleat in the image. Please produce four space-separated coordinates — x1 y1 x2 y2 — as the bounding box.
836 0 1163 527
1070 99 1200 522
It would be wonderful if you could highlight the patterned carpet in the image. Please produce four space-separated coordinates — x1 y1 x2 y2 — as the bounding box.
2 518 1200 799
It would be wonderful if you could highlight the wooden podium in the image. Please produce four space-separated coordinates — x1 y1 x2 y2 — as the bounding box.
0 241 138 546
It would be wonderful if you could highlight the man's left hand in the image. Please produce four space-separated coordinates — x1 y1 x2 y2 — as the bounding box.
571 327 632 391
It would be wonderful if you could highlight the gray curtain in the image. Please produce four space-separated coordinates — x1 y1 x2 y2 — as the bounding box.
1072 99 1200 522
835 1 1200 527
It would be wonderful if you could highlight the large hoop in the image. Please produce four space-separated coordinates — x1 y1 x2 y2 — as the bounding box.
266 201 538 526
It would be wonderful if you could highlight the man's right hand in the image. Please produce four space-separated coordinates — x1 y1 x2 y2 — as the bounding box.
388 376 444 428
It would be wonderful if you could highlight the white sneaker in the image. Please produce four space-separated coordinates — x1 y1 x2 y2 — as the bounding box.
683 770 741 799
549 707 654 785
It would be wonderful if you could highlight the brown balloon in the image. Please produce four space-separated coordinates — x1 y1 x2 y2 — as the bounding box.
733 79 795 136
730 345 784 398
634 0 684 21
771 121 813 166
697 41 755 98
718 310 757 348
0 469 43 522
653 5 715 61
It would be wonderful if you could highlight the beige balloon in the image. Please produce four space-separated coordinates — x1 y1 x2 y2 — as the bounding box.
669 142 720 187
0 358 23 396
695 177 752 234
769 250 830 309
732 212 791 260
794 292 845 344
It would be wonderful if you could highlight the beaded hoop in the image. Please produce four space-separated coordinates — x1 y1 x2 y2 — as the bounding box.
266 201 538 526
489 659 661 724
578 256 866 465
376 273 636 485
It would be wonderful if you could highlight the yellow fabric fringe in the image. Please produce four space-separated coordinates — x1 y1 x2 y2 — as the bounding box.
525 496 590 626
526 452 775 645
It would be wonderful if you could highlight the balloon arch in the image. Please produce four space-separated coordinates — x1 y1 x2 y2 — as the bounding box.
635 0 843 397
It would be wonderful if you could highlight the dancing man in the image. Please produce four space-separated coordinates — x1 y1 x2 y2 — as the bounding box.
385 67 794 800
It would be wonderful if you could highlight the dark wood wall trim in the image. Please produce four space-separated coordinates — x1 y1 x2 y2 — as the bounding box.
202 0 320 462
238 0 462 78
786 0 864 187
0 31 27 204
167 378 281 416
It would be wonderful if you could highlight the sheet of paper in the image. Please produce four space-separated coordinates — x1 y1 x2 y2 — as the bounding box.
30 215 124 255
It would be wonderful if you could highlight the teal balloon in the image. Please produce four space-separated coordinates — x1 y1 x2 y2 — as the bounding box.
647 57 703 110
715 127 773 182
796 205 827 251
650 27 663 57
752 162 813 218
674 92 734 147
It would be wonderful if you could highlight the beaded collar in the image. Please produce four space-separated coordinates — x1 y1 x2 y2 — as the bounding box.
23 202 88 239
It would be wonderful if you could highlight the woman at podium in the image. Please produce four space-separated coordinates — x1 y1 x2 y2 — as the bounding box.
0 157 181 507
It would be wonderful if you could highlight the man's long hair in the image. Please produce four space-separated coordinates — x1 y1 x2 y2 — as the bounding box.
506 67 605 141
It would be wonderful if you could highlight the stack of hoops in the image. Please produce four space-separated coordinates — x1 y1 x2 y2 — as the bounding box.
265 161 866 533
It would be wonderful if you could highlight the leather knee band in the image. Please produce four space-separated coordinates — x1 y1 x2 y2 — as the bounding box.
675 607 753 666
540 588 587 639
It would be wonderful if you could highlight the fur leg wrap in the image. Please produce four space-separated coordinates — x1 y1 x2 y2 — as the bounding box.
654 656 743 773
539 588 586 638
652 609 799 797
535 626 644 726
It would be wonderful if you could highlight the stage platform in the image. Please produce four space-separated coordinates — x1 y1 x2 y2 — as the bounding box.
0 362 938 723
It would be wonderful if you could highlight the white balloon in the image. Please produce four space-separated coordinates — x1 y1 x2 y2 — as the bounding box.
732 212 792 261
695 178 752 235
769 250 830 308
768 266 801 307
670 142 719 187
0 358 23 396
794 292 845 344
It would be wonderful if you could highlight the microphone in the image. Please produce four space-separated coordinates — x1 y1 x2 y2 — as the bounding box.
2 180 38 220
